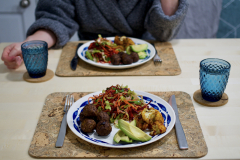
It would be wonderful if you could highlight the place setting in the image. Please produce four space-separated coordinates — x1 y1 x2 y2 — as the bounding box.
28 85 208 158
55 35 181 77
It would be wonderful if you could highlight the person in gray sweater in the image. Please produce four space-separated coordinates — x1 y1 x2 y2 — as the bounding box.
2 0 188 69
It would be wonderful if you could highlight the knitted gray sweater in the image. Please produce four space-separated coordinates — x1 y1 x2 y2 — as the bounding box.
27 0 188 48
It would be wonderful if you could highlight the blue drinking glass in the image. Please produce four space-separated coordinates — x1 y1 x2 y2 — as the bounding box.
200 58 231 102
21 40 48 78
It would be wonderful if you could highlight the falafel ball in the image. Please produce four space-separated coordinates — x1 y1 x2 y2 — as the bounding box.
122 54 133 65
111 54 121 65
80 111 98 122
130 52 139 62
81 104 98 117
96 121 112 136
80 112 86 122
81 119 96 133
118 52 128 59
97 111 110 122
118 52 124 58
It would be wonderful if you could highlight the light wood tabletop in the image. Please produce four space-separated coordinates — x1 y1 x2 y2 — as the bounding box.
0 39 240 160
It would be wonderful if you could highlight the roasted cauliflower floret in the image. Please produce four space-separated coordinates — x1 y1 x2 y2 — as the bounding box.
154 109 164 124
114 36 135 50
136 108 166 136
141 108 156 124
150 121 166 136
135 114 149 130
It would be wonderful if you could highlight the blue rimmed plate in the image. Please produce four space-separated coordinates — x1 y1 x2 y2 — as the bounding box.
67 90 176 148
77 37 155 69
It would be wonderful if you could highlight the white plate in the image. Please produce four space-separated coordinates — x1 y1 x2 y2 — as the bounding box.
78 37 155 69
67 90 176 148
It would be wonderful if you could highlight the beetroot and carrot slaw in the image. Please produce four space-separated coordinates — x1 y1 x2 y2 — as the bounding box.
87 36 119 63
88 85 151 122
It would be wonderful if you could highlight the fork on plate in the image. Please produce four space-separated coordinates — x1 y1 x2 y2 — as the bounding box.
151 43 162 65
55 94 74 148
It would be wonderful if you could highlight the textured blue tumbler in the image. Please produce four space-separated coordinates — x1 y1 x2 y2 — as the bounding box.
200 58 231 102
21 40 48 78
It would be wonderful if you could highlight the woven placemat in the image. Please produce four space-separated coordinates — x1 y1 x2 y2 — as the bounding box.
28 91 207 158
55 41 181 76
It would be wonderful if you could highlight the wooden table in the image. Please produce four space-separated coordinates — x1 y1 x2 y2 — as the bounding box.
0 39 240 160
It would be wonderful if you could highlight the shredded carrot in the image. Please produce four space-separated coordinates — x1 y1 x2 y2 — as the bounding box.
87 36 121 64
88 85 149 121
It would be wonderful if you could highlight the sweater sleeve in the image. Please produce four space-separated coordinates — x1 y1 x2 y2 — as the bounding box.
144 0 188 42
26 0 79 48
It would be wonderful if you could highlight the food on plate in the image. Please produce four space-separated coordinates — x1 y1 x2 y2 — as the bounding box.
110 54 121 65
131 44 148 52
135 108 166 136
80 104 98 122
81 119 96 133
88 84 148 123
97 111 110 122
122 54 133 65
114 120 136 143
79 112 86 122
118 119 152 142
130 52 139 62
114 129 133 143
85 35 148 65
79 85 167 141
96 120 112 136
81 104 98 117
126 46 132 55
85 50 93 60
137 51 147 59
127 44 148 59
80 104 112 136
87 35 120 64
114 36 135 50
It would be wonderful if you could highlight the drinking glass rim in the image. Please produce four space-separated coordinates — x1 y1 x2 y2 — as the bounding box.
21 40 48 49
200 58 231 70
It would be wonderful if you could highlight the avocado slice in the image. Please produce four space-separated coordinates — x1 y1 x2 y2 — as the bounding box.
126 45 132 55
113 130 124 143
85 50 93 60
118 119 151 142
113 130 133 143
131 44 148 52
120 136 133 143
130 119 136 126
138 51 147 59
113 120 136 143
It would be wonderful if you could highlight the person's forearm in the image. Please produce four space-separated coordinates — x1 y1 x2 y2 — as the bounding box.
160 0 179 16
24 29 57 48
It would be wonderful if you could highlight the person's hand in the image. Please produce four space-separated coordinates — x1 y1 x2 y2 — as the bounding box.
1 42 24 69
1 29 57 70
161 0 179 16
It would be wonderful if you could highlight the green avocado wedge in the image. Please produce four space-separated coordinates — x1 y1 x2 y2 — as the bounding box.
113 130 133 143
113 120 136 143
126 46 132 55
130 119 136 126
138 51 147 59
130 44 148 52
118 119 152 142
